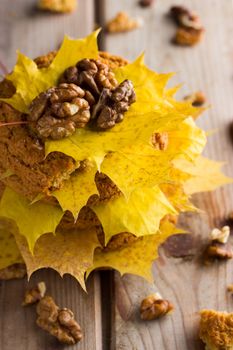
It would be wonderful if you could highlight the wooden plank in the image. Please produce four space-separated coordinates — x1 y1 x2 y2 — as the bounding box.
0 1 103 350
102 0 233 349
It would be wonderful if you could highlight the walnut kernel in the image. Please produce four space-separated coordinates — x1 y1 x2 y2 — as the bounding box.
106 12 143 33
23 281 46 306
0 263 26 280
140 293 174 320
36 296 82 345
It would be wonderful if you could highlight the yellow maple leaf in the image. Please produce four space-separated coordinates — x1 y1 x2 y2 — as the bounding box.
174 156 232 195
87 219 182 282
14 227 100 290
52 162 98 219
0 187 64 251
91 185 176 244
0 218 23 270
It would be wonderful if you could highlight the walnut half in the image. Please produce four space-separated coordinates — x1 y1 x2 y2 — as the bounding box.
36 296 83 345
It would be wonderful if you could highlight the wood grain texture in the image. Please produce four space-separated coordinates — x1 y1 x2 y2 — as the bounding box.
0 1 103 350
102 0 233 349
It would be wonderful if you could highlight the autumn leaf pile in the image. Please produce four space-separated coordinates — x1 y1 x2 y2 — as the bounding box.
0 31 231 289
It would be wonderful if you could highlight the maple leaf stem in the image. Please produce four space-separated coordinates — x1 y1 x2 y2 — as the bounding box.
0 121 29 127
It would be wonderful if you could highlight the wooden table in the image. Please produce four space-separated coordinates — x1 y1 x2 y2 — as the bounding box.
0 1 233 349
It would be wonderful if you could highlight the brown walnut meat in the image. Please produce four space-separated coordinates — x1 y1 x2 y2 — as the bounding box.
92 79 136 129
140 293 174 320
38 0 77 13
184 91 206 107
106 11 143 33
28 83 90 139
23 281 46 306
170 5 204 46
203 226 233 264
36 296 82 345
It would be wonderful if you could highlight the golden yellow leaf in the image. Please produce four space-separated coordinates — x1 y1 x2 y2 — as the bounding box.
0 187 64 251
87 219 181 282
0 218 23 270
1 31 99 113
174 156 232 195
14 227 100 290
52 162 98 219
91 186 176 244
100 118 206 198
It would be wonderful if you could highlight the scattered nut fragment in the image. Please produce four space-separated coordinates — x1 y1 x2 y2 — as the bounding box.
204 226 233 264
174 27 204 46
38 0 77 13
199 309 233 350
23 281 46 306
170 5 204 46
106 12 143 33
151 132 169 150
140 293 174 320
210 226 230 244
139 0 154 7
0 263 26 280
36 296 82 345
227 284 233 293
184 91 206 107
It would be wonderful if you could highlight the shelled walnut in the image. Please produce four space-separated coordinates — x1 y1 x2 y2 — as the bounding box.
38 0 77 13
106 12 143 33
170 5 204 46
23 281 46 306
36 296 83 345
140 293 174 320
28 83 90 140
204 226 233 264
29 58 136 139
184 91 206 107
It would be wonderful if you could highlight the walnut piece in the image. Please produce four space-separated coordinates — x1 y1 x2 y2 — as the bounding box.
23 281 46 306
174 27 204 46
140 293 174 321
106 12 143 33
28 83 90 140
36 296 82 345
38 0 77 13
61 58 118 99
139 0 155 7
151 132 169 150
227 284 233 293
204 226 233 264
0 263 26 280
184 91 206 107
199 309 233 350
170 5 204 46
210 226 230 244
93 79 136 130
